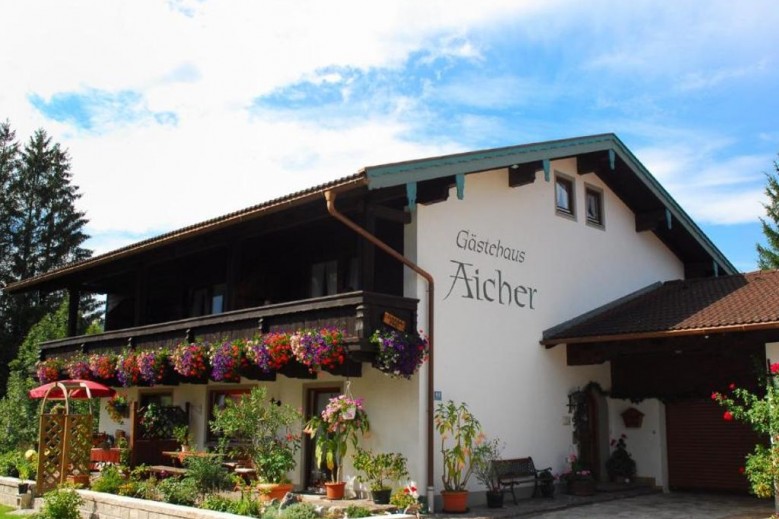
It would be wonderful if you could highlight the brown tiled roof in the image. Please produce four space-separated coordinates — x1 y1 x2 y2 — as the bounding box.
541 270 779 345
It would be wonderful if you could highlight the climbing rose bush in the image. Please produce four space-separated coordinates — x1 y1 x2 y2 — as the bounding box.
713 364 779 499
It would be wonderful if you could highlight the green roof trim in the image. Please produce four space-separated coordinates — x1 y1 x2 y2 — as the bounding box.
364 133 736 275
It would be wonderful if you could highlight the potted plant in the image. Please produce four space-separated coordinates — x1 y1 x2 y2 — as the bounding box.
173 424 192 452
353 447 409 504
209 339 248 382
472 437 504 508
65 354 92 380
210 386 302 500
434 400 484 512
105 394 129 424
305 392 370 500
537 468 556 498
290 328 346 373
136 349 171 385
605 434 636 483
171 341 210 383
560 453 596 496
370 329 429 379
390 482 420 512
35 358 63 384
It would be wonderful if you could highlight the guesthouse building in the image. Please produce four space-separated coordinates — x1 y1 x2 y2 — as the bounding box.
7 133 776 501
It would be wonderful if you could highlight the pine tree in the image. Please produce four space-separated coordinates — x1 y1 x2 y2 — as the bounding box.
0 302 68 452
757 158 779 270
0 121 92 395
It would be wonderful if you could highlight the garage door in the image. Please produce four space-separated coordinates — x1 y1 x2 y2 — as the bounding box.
666 399 760 492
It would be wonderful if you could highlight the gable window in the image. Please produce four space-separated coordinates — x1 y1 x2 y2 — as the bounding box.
555 174 575 217
585 186 604 227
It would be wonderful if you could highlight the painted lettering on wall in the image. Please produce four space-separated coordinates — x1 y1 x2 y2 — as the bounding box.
456 229 526 264
444 260 537 309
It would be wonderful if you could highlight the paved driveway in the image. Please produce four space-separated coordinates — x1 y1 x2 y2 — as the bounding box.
527 493 774 519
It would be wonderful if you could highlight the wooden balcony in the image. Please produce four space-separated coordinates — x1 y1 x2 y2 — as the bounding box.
40 291 418 366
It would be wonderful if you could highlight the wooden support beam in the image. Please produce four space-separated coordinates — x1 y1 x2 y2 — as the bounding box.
635 208 669 232
369 204 411 224
576 151 610 176
508 162 539 187
416 176 452 205
67 287 79 337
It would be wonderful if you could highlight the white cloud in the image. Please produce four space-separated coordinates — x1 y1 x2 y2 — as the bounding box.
638 143 768 225
1 0 777 260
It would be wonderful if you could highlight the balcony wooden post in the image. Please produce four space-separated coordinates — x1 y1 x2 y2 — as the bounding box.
67 287 79 337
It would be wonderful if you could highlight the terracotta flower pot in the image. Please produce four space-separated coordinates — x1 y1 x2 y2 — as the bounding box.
325 481 346 500
258 482 294 502
441 490 469 513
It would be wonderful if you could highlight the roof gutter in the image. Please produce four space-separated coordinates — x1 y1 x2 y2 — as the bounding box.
324 190 436 495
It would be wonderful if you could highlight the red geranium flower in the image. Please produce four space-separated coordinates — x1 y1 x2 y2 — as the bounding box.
723 411 734 421
771 363 779 374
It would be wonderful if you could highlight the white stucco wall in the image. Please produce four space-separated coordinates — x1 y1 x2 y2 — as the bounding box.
410 159 685 492
606 398 668 490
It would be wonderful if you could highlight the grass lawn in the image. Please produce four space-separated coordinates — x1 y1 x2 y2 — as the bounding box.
0 505 18 519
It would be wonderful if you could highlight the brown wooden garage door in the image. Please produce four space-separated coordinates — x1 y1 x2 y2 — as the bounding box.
666 399 760 492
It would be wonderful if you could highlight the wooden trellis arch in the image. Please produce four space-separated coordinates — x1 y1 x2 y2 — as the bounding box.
31 380 113 495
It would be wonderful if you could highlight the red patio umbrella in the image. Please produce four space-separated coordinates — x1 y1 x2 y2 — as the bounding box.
29 379 115 401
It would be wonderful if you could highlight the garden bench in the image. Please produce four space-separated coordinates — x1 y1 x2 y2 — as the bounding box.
493 457 550 504
147 465 188 478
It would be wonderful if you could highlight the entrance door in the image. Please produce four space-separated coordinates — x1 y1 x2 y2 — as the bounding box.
577 387 609 480
304 386 341 491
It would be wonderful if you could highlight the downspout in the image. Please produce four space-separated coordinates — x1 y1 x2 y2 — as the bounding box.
324 190 436 497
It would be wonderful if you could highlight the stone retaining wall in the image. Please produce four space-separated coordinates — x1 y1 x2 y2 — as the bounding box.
0 476 34 508
0 477 413 519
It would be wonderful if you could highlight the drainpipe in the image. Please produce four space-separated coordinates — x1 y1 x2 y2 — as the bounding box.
324 190 436 498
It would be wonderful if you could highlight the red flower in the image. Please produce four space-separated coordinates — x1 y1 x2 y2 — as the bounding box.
711 392 720 400
723 411 734 421
771 363 779 374
728 383 736 390
738 466 745 474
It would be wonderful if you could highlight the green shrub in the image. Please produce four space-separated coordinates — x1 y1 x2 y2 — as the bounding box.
116 467 158 500
91 465 126 494
0 451 22 477
279 502 319 519
36 487 83 519
344 505 371 517
230 495 262 518
261 506 281 519
201 494 234 512
157 477 198 506
184 454 232 495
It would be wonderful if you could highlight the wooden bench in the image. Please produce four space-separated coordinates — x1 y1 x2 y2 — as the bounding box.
147 465 188 478
493 457 550 504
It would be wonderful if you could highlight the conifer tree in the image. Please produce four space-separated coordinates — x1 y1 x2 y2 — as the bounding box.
757 158 779 270
0 120 92 394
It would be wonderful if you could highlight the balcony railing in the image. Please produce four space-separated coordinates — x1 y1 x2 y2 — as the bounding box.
41 291 419 366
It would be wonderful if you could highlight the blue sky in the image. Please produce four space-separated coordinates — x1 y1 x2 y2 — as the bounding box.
1 0 777 273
